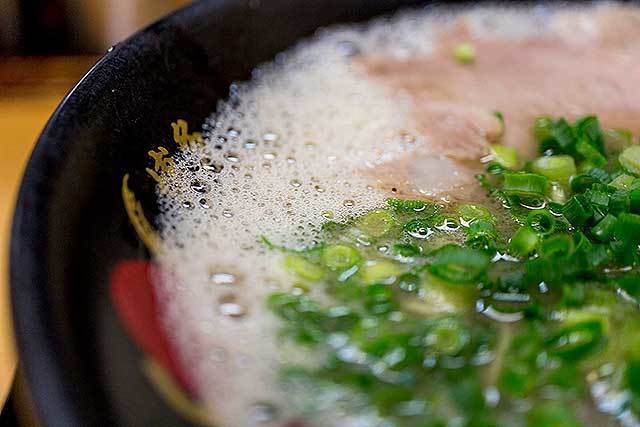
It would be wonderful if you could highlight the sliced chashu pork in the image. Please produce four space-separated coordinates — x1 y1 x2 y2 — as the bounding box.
360 5 640 201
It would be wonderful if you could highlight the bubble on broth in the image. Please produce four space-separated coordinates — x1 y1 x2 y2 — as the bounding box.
209 271 238 286
217 294 247 318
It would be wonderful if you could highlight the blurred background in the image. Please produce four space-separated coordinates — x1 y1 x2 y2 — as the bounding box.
0 1 192 425
1 0 192 54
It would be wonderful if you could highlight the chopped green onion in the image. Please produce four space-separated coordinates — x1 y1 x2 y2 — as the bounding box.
425 317 470 356
284 255 324 281
526 402 581 427
465 219 498 252
585 167 610 181
267 292 320 323
397 272 420 292
613 213 640 247
267 115 640 423
526 210 555 235
386 198 437 214
533 116 554 143
616 274 640 301
321 245 361 271
539 234 574 258
530 155 576 186
509 226 539 256
562 284 586 307
583 188 610 210
502 172 549 198
604 129 633 155
543 118 575 155
393 243 421 257
609 190 630 215
562 195 593 227
591 214 617 242
364 283 395 315
627 359 640 396
356 209 395 237
610 173 637 190
467 218 497 238
428 244 490 284
434 215 460 231
453 43 475 64
546 319 605 361
576 139 607 168
577 160 599 173
360 259 402 284
489 144 519 170
630 188 640 213
619 146 640 176
403 218 432 239
548 181 567 203
457 203 494 224
487 162 506 175
573 115 605 154
570 174 601 193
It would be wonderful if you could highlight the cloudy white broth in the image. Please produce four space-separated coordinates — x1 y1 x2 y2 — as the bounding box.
153 3 640 426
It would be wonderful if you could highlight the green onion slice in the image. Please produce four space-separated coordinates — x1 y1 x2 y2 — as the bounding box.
509 226 539 257
321 244 361 271
526 210 555 235
284 255 325 281
453 43 475 64
619 146 640 176
356 209 395 238
530 155 576 186
489 144 519 170
428 244 491 284
503 172 549 198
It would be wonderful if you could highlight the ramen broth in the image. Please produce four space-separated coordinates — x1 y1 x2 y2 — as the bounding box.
154 3 640 426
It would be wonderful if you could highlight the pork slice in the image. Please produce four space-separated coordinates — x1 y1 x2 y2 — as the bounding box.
360 7 640 201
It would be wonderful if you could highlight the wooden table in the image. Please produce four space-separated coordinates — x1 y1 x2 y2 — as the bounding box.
0 56 98 412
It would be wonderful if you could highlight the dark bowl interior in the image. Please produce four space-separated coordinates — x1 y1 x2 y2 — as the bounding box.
9 0 447 425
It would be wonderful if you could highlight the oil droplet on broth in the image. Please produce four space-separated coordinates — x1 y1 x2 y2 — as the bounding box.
186 161 200 172
210 271 238 286
262 132 279 142
337 40 361 57
227 127 241 138
225 152 240 163
201 157 224 173
199 198 211 209
408 227 432 239
218 294 247 318
190 180 211 193
249 402 279 423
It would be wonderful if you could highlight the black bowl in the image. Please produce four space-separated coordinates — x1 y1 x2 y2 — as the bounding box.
9 0 442 425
